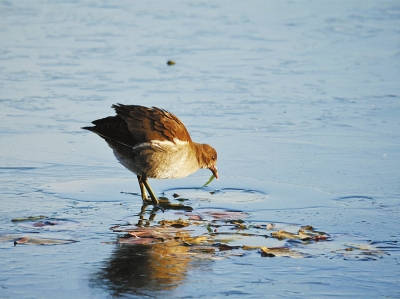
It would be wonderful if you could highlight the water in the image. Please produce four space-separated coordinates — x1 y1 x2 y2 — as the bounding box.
1 1 399 298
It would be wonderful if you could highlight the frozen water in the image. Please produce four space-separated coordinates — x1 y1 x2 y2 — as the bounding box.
1 1 399 298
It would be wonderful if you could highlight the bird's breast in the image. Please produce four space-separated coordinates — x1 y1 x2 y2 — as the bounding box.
134 139 200 179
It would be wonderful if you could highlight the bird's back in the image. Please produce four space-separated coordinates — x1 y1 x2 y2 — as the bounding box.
82 104 200 178
83 104 192 147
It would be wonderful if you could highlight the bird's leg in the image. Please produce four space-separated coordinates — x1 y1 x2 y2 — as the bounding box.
142 175 164 212
137 175 150 204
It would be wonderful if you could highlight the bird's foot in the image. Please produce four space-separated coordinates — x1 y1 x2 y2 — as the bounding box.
141 199 165 212
154 204 165 212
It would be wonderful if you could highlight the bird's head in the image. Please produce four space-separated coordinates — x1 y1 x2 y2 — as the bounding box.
197 143 218 179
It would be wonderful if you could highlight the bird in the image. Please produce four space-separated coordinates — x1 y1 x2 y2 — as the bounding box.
82 104 218 210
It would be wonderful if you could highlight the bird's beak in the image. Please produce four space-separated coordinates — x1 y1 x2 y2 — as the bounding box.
209 165 219 180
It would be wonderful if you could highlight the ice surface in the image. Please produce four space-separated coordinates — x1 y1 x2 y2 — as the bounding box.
1 1 399 298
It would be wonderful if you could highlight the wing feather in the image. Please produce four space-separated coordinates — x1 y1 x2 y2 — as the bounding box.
112 104 192 143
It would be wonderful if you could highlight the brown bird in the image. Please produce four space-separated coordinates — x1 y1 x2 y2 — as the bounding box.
82 104 218 209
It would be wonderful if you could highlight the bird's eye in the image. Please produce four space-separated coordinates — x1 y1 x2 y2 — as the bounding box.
212 156 215 160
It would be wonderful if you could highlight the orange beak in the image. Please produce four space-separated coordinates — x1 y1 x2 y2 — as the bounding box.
209 165 219 180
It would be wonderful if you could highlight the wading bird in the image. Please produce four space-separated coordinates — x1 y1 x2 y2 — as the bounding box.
83 104 218 210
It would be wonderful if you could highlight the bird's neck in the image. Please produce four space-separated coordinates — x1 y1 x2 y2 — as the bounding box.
193 142 207 169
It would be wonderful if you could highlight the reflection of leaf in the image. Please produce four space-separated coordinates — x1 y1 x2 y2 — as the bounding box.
201 174 215 188
331 243 388 260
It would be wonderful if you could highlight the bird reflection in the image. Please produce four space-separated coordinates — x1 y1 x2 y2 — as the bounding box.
137 203 158 227
91 204 196 296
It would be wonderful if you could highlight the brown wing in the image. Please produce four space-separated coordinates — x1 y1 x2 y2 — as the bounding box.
82 115 137 147
112 104 192 143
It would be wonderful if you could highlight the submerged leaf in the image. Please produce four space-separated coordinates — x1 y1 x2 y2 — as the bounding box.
331 243 388 260
32 221 56 227
13 236 76 246
176 197 189 202
11 215 47 222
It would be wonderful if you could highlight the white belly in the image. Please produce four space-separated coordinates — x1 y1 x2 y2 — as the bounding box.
113 138 200 179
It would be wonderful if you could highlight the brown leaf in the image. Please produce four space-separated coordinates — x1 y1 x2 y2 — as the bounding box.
242 245 262 250
188 215 203 221
158 218 190 228
298 225 328 237
260 246 305 258
13 236 76 246
11 215 47 222
271 230 311 240
205 211 249 220
182 235 210 246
